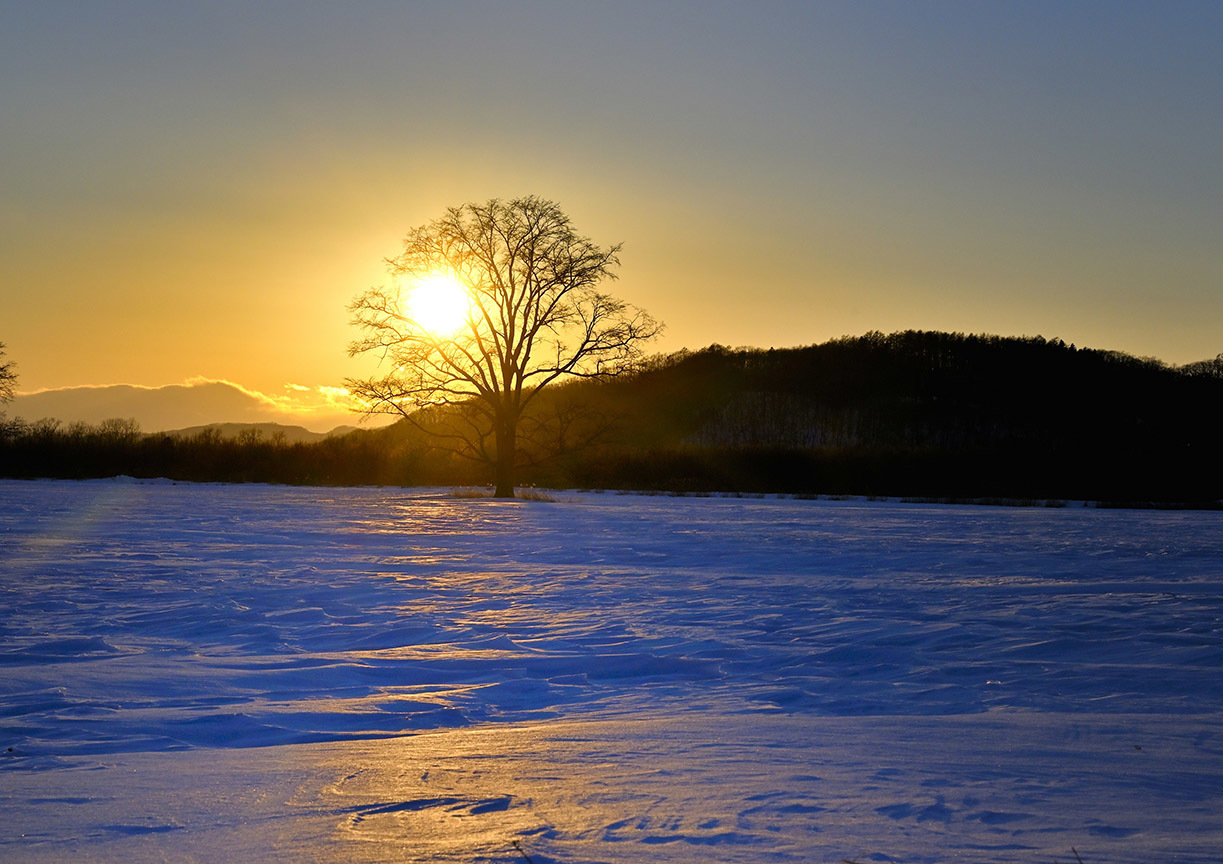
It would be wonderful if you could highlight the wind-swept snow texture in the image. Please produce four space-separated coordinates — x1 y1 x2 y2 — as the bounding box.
2 479 1222 863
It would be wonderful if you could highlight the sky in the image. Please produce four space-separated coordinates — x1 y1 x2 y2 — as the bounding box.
3 1 1221 430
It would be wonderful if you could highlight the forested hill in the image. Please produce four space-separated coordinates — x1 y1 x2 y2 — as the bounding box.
4 331 1222 502
542 331 1223 501
589 331 1223 452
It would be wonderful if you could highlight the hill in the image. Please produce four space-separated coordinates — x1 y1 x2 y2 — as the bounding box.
7 380 365 433
589 331 1223 449
3 331 1221 502
162 423 360 444
527 331 1223 500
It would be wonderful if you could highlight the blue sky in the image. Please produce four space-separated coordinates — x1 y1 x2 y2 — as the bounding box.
3 1 1220 425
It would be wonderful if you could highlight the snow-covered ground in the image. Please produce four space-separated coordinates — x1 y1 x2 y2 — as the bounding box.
2 478 1222 863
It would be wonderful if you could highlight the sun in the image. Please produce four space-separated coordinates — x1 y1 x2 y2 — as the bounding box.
407 274 471 336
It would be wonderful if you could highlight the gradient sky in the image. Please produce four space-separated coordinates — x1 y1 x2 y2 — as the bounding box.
4 1 1221 428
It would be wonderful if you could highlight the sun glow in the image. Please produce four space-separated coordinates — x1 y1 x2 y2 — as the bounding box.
407 274 472 337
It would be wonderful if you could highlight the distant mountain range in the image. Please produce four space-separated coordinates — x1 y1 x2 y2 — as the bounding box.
6 332 1222 501
162 423 362 444
8 379 384 435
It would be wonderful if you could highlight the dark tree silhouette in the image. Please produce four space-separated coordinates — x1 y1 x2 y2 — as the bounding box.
346 196 661 497
0 342 15 405
0 342 17 436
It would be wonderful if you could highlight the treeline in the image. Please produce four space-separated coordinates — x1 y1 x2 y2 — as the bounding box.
552 332 1223 501
3 331 1222 502
0 417 481 487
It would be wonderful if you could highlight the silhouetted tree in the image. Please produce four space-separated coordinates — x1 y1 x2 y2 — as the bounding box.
96 417 142 443
1182 354 1223 379
0 343 15 405
0 342 17 436
346 196 661 497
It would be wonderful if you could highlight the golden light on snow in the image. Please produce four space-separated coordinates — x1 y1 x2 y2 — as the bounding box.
408 274 471 337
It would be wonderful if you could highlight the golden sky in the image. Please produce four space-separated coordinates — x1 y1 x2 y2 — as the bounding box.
3 1 1221 430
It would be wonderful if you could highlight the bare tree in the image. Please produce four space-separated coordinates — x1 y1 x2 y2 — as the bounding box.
0 342 17 437
346 196 661 497
0 342 15 406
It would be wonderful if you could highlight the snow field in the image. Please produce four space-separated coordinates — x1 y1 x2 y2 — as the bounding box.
2 479 1222 862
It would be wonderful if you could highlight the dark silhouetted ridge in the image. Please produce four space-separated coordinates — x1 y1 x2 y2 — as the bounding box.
3 331 1221 503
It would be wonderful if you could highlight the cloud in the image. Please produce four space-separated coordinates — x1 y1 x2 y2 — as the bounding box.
11 379 388 434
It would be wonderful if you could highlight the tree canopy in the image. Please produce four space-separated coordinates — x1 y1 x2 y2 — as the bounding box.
0 343 15 405
346 196 661 496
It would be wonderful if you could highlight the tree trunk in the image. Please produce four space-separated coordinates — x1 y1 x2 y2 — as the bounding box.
493 417 516 498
